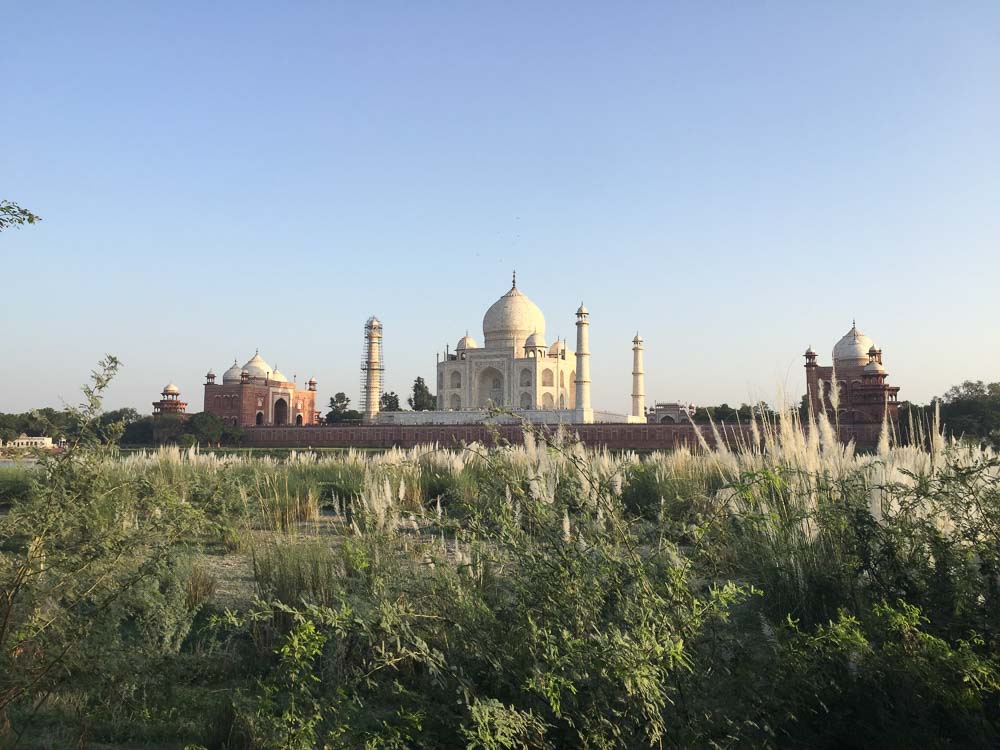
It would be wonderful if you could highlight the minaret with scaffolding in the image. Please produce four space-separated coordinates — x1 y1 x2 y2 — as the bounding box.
361 316 384 425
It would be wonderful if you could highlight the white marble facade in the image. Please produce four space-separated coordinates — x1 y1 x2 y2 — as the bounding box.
435 280 576 414
374 277 642 425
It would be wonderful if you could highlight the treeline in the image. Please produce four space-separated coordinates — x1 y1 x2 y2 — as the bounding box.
0 409 244 449
900 380 1000 448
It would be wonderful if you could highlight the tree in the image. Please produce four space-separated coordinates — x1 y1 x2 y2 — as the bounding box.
326 393 363 424
329 392 351 415
0 200 41 232
99 407 141 442
184 412 224 446
942 380 1000 402
221 423 246 445
121 417 155 446
693 403 739 424
407 376 436 411
380 391 401 412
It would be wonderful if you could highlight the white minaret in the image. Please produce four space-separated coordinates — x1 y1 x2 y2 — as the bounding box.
574 303 593 423
362 316 383 425
631 333 645 419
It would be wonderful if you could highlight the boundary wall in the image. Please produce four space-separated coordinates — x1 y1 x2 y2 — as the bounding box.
239 421 885 451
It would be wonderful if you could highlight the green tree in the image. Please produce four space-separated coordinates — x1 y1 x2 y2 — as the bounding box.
407 376 436 411
326 393 353 424
221 423 246 445
0 200 41 232
121 416 156 446
184 412 224 446
380 391 401 412
936 380 1000 448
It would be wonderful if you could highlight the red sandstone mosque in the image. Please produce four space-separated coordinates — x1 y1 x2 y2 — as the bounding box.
202 352 319 427
805 322 900 424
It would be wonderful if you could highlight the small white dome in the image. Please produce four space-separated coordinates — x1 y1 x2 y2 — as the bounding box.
525 331 547 349
162 383 180 395
805 345 816 356
832 323 875 367
576 303 589 316
242 351 272 379
456 333 478 350
270 368 289 383
308 376 317 385
549 339 566 356
222 360 242 384
633 333 643 345
864 360 886 374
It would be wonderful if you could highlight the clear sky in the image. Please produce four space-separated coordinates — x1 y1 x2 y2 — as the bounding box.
2 2 999 415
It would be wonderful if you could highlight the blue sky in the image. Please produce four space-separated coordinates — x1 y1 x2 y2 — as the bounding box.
2 2 999 414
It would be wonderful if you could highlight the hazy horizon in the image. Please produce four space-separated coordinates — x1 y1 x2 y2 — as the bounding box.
3 2 999 415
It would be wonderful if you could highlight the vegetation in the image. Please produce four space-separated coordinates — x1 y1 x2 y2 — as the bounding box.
3 367 1000 747
380 391 401 412
325 393 362 424
0 200 41 232
407 376 436 411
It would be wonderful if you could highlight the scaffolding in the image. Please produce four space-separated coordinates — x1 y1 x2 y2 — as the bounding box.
361 316 384 423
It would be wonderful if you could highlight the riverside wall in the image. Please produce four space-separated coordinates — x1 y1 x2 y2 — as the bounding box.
239 420 885 451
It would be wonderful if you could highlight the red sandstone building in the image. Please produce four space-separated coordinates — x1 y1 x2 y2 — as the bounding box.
152 383 188 418
203 352 319 427
805 322 900 425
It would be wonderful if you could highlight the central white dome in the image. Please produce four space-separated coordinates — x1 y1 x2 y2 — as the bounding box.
482 284 545 351
833 323 875 368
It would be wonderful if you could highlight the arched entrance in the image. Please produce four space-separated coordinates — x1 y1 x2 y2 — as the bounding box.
255 412 264 426
274 398 288 426
477 367 504 408
295 414 303 426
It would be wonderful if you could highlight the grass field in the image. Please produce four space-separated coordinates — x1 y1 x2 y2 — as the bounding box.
2 405 999 748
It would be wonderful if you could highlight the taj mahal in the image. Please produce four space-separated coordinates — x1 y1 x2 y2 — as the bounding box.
367 274 646 426
151 273 902 450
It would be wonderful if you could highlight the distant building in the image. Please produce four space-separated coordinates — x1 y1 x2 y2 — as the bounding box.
646 402 695 424
5 434 53 449
203 351 319 427
153 383 188 417
805 322 900 425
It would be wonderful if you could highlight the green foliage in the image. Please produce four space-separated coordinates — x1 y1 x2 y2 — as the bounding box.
0 357 206 743
380 391 402 412
326 392 362 424
408 376 436 411
5 380 1000 747
184 411 225 445
0 199 41 231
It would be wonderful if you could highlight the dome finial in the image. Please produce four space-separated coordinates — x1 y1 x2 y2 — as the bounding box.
512 269 516 288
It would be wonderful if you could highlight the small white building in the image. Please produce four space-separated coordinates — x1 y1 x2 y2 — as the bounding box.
5 434 54 449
